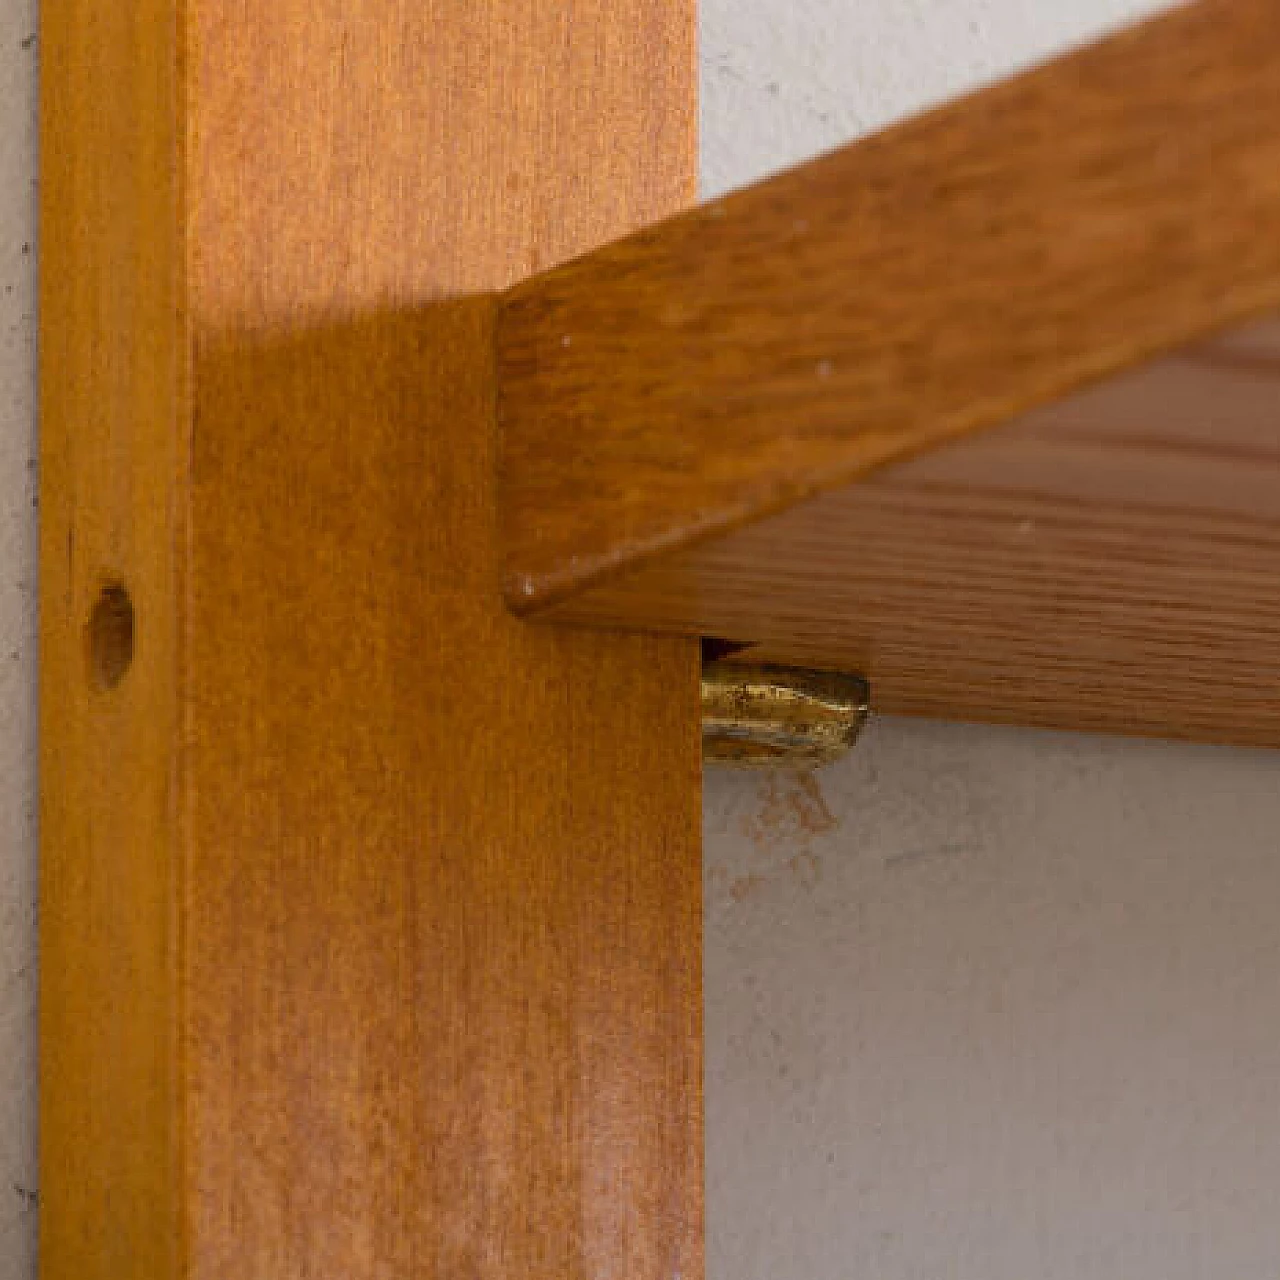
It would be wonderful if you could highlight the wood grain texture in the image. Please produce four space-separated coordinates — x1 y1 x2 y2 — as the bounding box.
545 317 1280 745
40 0 185 1274
498 0 1280 746
41 3 699 1279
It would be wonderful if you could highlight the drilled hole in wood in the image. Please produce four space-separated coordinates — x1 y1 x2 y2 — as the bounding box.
88 583 135 690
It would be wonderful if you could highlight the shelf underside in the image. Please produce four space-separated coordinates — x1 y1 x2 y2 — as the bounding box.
544 316 1280 745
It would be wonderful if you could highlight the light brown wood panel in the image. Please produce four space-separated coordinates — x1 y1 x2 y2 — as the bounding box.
41 4 700 1279
40 1 185 1273
498 0 1280 745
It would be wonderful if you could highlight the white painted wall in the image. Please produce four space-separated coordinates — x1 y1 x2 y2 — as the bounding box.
700 0 1175 199
11 1 1277 1277
705 727 1280 1279
701 4 1280 1278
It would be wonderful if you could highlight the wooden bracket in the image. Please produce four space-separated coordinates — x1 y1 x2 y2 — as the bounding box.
500 0 1280 748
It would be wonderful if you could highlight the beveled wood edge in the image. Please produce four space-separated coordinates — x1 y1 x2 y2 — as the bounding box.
497 0 1280 620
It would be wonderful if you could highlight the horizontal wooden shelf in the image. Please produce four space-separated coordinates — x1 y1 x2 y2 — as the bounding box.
498 0 1280 746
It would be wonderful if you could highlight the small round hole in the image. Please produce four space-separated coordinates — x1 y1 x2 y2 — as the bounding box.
88 584 135 690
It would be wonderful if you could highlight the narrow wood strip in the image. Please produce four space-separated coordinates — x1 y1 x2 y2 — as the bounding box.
499 0 1280 616
40 0 185 1272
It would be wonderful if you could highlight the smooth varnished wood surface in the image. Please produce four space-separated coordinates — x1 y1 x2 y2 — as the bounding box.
42 3 700 1278
40 0 185 1274
188 308 701 1279
499 0 1280 745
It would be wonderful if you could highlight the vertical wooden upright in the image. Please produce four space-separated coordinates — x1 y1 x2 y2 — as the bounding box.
40 2 701 1277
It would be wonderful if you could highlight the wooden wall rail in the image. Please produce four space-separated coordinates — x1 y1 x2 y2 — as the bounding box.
40 3 701 1278
499 0 1280 746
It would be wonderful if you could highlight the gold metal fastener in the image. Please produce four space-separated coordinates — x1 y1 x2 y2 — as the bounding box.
701 661 870 769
